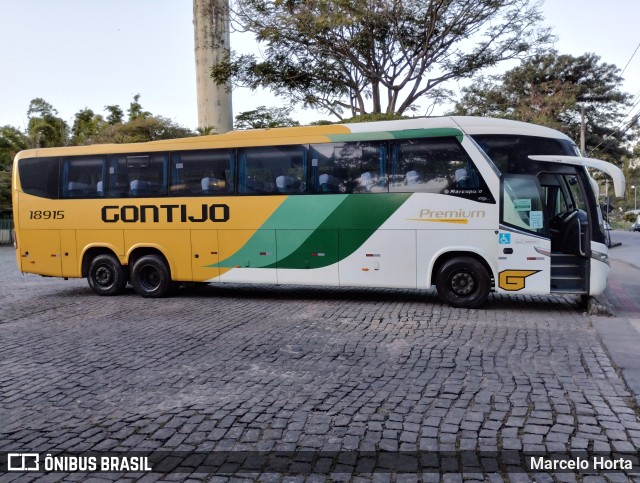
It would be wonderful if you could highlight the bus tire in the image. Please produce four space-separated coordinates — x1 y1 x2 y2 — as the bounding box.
435 257 490 309
87 254 128 296
130 254 172 298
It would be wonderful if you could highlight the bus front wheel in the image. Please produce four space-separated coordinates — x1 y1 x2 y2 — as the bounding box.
130 254 172 298
87 254 128 296
435 257 490 309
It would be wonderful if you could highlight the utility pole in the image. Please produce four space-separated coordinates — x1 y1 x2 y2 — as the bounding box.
194 0 233 133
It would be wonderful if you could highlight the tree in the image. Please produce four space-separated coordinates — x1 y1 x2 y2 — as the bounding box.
80 96 195 144
0 126 28 168
0 97 195 216
452 52 633 162
0 126 28 216
70 108 106 146
212 0 551 119
26 98 69 148
105 105 125 125
196 126 218 135
234 105 300 129
95 116 194 144
127 94 152 120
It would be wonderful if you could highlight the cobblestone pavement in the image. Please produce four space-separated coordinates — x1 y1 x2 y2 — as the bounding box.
1 246 639 482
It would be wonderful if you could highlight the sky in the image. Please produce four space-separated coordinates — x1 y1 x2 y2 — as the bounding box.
1 0 640 132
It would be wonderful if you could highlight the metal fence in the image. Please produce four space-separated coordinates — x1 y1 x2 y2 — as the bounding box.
0 218 14 245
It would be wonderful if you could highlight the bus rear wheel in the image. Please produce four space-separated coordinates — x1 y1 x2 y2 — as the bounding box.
435 257 490 309
87 254 128 296
130 254 172 298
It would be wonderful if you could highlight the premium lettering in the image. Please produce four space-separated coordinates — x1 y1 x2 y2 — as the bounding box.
419 208 486 219
102 203 229 223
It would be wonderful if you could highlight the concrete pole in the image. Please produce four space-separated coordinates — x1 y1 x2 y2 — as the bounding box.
194 0 233 133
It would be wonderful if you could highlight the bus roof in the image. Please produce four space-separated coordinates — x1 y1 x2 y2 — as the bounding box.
13 116 572 160
450 116 574 140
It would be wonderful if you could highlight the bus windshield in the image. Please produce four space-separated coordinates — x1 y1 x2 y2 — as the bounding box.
471 134 580 174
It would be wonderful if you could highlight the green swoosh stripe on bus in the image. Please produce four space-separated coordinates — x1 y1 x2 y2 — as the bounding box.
214 193 411 270
213 195 346 269
272 193 411 269
327 128 463 143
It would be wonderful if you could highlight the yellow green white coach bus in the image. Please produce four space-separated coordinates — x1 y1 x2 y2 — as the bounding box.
11 116 625 308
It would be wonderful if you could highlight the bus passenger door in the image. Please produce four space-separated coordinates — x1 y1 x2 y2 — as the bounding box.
497 175 551 295
19 229 63 277
191 230 220 282
542 171 591 293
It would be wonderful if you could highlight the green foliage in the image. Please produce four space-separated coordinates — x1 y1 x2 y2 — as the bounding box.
70 108 106 146
27 98 69 148
105 105 124 125
0 126 27 216
196 126 218 135
308 120 335 126
0 171 11 217
342 113 409 124
68 95 194 145
127 94 152 121
234 106 300 130
94 116 194 144
0 96 195 215
0 125 28 168
452 52 633 163
213 0 551 119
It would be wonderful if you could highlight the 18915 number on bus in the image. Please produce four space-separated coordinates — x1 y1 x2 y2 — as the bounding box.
29 210 65 220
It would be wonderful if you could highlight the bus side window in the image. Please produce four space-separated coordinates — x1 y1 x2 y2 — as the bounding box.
18 157 61 199
390 137 468 192
238 145 307 195
309 141 387 194
103 153 167 198
106 155 130 197
127 154 168 197
390 137 494 203
61 156 106 198
170 149 234 196
502 174 545 234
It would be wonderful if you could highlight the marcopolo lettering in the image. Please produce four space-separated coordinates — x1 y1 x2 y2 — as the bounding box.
102 203 230 223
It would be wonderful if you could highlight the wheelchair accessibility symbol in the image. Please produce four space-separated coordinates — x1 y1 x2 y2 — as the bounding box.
498 233 511 244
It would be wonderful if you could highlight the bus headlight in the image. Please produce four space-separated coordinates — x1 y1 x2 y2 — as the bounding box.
591 250 609 265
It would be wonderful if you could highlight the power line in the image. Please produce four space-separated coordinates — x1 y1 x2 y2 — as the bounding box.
621 41 640 77
587 54 640 156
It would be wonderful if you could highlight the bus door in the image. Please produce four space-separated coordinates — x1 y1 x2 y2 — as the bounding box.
539 171 591 293
497 174 551 295
528 155 626 295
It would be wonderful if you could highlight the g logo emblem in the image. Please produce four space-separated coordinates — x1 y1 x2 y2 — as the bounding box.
498 270 540 291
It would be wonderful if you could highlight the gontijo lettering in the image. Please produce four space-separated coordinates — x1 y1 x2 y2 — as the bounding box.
101 203 229 223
